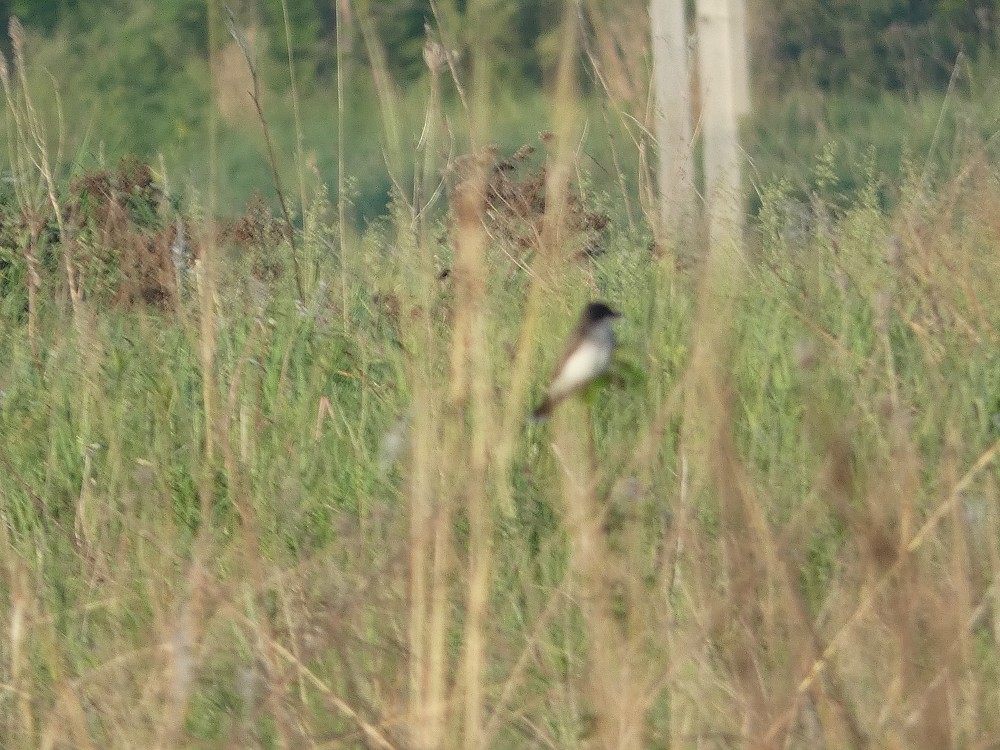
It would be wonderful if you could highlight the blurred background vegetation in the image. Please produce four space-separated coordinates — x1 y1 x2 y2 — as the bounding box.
3 0 1000 219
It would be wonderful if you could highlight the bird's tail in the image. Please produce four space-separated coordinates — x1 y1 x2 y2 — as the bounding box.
530 397 554 422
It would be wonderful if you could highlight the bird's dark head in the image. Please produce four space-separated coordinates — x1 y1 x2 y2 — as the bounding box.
581 301 622 325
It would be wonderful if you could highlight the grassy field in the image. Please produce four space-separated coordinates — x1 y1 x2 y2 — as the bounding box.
3 14 1000 750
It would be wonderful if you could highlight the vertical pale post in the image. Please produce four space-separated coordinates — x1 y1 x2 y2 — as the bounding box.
729 0 750 116
696 0 743 249
650 0 694 237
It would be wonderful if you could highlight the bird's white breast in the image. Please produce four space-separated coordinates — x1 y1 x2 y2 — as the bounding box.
548 324 614 399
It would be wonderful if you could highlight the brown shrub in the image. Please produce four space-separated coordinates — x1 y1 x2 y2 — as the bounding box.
67 156 177 308
448 139 610 263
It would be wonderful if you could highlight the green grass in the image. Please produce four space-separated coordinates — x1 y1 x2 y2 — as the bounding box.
2 150 1000 745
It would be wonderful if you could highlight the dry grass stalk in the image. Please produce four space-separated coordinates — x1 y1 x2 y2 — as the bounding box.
6 19 83 321
0 19 73 361
224 8 306 304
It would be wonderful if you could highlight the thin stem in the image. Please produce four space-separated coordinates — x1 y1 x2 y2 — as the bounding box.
336 0 349 331
226 8 306 303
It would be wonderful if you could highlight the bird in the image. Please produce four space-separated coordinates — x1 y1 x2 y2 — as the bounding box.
532 301 622 420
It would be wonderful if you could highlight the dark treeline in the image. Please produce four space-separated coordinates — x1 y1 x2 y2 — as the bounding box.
765 0 997 93
4 0 996 95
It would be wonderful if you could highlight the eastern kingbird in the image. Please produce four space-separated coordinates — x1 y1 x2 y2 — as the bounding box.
532 301 622 420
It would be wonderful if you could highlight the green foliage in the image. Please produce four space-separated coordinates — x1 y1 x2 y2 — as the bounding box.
259 0 330 72
0 1 77 33
9 0 1000 103
763 0 995 92
13 3 211 158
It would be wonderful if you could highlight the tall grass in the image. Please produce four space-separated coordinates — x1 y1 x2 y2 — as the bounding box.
2 7 1000 750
